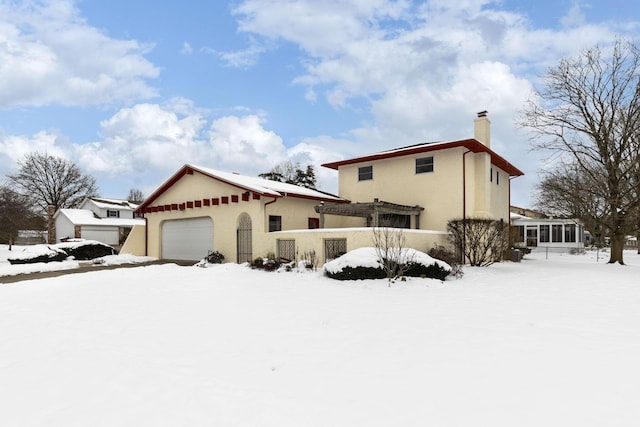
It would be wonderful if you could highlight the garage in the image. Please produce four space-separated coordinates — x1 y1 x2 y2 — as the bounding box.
161 217 213 261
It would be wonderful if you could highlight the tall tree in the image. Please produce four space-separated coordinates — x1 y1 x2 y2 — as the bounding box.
259 161 317 189
127 188 145 204
7 152 99 212
521 40 640 264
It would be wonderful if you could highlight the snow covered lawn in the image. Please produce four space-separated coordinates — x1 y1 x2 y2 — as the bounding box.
0 246 639 426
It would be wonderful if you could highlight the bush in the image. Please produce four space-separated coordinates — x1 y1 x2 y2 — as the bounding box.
205 251 225 264
324 247 451 282
63 242 115 260
325 265 387 281
428 245 463 278
8 241 115 264
251 256 282 271
404 261 451 281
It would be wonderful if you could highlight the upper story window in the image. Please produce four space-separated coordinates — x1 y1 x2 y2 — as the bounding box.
415 156 434 174
358 165 373 181
107 210 120 218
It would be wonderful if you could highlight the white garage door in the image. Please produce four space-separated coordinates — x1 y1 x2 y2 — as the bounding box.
161 217 213 261
82 226 119 246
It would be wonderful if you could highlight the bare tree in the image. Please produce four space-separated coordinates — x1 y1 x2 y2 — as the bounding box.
6 152 99 212
127 188 145 204
371 225 415 286
520 40 640 264
448 218 509 266
536 160 608 246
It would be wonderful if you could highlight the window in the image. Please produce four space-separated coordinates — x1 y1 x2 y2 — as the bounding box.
308 218 320 229
268 215 281 232
552 224 563 242
490 167 493 182
415 156 434 174
358 165 373 181
107 210 119 218
515 225 524 243
277 239 295 261
496 171 500 185
539 224 550 243
564 224 576 242
325 238 347 261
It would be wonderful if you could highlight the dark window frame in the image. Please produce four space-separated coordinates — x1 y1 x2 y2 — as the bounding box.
358 165 373 181
268 215 282 232
415 156 434 174
539 224 550 243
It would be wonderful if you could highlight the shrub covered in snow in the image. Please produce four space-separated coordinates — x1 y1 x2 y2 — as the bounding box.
8 240 115 265
205 251 225 264
324 247 451 281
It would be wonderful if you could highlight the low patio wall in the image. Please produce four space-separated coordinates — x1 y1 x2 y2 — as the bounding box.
264 227 450 265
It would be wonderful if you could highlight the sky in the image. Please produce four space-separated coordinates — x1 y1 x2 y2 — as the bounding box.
0 0 639 207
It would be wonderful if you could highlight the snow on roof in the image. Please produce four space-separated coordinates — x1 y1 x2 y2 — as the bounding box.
58 209 145 227
190 164 344 201
88 197 139 210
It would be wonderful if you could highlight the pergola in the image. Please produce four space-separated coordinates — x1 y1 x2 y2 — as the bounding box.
315 199 424 228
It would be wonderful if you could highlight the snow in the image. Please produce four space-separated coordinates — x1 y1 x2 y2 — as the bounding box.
57 208 145 226
191 164 344 201
1 245 639 426
0 243 156 276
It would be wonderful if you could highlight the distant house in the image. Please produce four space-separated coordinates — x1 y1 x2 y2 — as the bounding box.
122 112 525 263
54 197 144 249
511 213 586 251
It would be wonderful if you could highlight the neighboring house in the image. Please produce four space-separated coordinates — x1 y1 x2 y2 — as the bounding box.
511 213 586 251
54 197 144 249
79 197 140 219
123 112 525 263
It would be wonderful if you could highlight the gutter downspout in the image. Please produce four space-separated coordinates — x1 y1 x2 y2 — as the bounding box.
264 195 280 230
144 216 148 256
462 150 472 264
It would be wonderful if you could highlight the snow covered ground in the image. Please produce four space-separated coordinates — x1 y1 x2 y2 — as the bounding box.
1 245 639 426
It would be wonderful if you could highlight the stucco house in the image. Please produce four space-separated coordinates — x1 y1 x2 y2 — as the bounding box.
54 197 144 249
124 166 348 262
317 112 524 234
123 112 524 263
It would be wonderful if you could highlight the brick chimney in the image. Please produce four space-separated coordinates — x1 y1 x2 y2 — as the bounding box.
474 110 490 147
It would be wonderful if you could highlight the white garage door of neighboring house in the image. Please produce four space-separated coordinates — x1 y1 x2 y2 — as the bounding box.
161 217 213 261
82 226 119 246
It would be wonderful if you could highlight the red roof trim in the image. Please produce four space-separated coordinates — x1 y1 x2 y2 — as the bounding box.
321 139 524 177
135 164 347 214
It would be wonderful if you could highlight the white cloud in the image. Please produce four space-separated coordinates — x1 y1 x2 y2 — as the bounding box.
225 0 638 207
181 42 193 55
0 0 159 108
